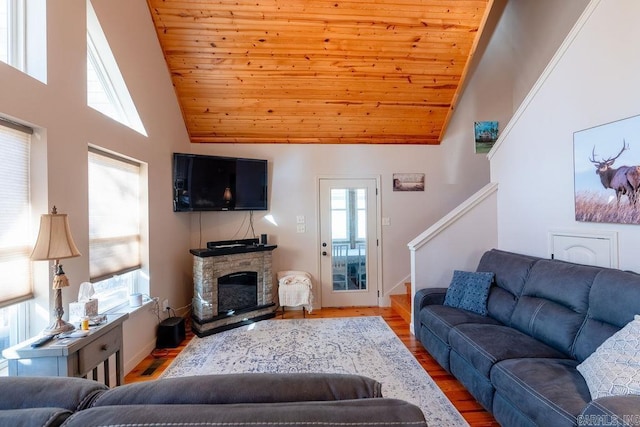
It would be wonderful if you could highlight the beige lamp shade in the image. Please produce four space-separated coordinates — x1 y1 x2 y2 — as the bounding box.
31 210 81 261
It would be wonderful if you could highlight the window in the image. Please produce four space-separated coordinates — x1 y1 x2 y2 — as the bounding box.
86 0 146 136
88 148 143 311
0 0 46 82
0 119 33 308
0 0 24 69
0 118 32 368
0 302 27 370
331 188 367 245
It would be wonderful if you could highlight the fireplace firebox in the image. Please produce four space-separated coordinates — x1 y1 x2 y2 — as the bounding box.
218 271 258 314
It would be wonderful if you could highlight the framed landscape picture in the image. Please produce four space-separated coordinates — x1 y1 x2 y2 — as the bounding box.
474 121 498 153
393 173 425 191
574 114 640 224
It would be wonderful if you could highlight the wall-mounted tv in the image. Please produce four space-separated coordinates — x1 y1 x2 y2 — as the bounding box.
173 153 268 212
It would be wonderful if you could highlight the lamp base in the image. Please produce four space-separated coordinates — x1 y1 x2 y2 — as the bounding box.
43 318 75 336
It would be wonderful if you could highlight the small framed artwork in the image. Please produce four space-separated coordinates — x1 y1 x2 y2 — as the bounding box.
393 173 425 191
474 121 499 153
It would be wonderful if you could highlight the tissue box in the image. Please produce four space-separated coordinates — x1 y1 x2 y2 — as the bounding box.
69 299 99 323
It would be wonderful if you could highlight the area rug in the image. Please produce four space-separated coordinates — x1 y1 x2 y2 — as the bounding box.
161 316 468 426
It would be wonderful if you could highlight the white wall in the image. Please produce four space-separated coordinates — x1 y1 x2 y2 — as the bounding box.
491 0 640 272
0 0 192 371
187 142 490 305
497 0 591 108
410 183 498 287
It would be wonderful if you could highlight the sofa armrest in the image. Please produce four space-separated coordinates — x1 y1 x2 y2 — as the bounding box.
0 377 107 411
0 408 72 427
413 287 447 330
580 395 640 426
93 373 382 407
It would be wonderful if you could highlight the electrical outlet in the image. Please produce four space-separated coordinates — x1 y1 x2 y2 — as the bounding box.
162 299 169 310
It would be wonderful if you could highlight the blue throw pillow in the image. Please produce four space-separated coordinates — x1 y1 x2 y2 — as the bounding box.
443 270 494 316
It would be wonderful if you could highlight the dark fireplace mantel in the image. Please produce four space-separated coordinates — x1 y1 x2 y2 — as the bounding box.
190 239 277 337
191 238 277 258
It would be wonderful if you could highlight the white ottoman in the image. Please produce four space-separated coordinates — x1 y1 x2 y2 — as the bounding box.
277 270 313 317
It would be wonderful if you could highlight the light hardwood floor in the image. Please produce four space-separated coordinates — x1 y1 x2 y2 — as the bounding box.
125 307 499 427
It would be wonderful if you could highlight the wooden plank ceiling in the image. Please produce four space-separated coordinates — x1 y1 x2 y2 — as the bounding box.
146 0 493 144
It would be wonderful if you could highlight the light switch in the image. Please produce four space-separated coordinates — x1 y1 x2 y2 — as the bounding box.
382 217 390 226
297 224 306 233
296 215 305 224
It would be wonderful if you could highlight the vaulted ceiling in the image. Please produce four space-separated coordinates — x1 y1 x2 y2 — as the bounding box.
146 0 493 144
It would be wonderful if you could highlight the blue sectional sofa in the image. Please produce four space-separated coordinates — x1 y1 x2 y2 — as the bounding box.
414 249 640 427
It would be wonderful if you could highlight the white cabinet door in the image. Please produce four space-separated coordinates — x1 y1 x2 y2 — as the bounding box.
549 232 617 268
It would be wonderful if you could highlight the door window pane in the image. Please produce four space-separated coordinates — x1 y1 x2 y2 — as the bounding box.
330 187 367 291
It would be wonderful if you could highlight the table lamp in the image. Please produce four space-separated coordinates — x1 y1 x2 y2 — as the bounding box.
31 206 81 335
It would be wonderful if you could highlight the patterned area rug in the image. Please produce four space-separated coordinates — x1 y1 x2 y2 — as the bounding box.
161 316 468 426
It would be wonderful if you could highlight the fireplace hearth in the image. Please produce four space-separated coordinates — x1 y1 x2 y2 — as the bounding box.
190 239 277 336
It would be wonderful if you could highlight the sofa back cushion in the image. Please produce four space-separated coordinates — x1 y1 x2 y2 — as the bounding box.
509 259 600 356
93 373 382 407
573 268 640 362
476 249 540 325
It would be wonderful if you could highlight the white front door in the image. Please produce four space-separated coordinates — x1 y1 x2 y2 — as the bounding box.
319 178 379 307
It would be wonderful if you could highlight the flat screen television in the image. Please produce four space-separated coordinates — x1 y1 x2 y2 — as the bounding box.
173 153 268 212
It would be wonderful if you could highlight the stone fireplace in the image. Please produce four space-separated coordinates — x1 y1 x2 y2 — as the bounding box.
191 240 277 337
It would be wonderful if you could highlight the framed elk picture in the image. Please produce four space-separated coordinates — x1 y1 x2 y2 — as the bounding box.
574 114 640 224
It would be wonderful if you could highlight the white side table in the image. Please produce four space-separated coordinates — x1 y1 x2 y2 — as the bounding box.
2 313 128 386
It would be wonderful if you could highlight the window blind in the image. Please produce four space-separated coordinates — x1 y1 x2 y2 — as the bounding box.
0 121 32 308
88 148 141 282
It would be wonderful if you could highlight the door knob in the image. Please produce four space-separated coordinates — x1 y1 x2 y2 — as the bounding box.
322 251 327 256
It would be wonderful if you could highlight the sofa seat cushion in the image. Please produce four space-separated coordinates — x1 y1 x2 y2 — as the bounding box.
580 395 640 421
491 358 592 427
63 400 428 427
449 323 568 377
419 305 502 345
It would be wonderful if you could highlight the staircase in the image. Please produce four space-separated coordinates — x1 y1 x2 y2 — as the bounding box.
390 282 412 325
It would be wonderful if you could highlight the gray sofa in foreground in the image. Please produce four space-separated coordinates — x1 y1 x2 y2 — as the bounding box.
0 373 427 427
414 248 640 427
